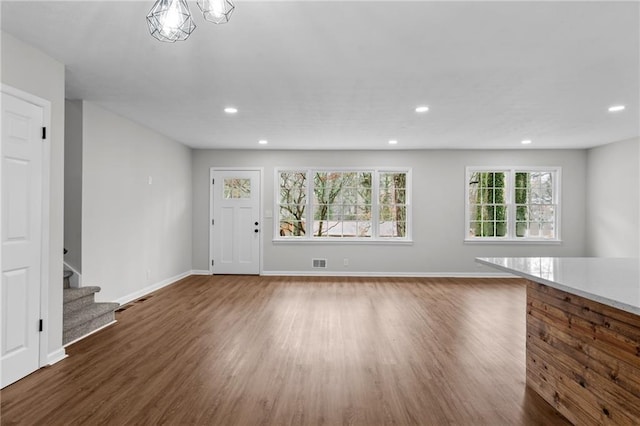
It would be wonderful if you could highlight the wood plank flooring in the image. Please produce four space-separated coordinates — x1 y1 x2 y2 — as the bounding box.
1 276 571 425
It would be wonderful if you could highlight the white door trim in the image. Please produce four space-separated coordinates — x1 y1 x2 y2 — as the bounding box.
209 167 264 275
1 84 52 369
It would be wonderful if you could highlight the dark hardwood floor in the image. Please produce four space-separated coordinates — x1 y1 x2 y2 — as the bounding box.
1 275 570 425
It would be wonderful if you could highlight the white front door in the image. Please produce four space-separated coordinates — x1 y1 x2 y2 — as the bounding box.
210 169 261 275
1 92 44 387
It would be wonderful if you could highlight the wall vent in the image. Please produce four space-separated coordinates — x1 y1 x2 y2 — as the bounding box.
312 258 327 268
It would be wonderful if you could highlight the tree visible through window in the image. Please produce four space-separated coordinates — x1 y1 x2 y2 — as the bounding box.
313 172 372 237
279 171 307 236
515 171 556 238
466 168 559 240
469 171 507 237
379 172 407 237
277 169 410 240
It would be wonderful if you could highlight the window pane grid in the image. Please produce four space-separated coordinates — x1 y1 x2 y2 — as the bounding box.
467 168 558 240
378 172 407 238
278 169 409 240
278 170 308 237
467 171 507 238
514 203 556 238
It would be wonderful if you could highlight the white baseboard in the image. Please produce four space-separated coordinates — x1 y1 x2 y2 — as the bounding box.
260 270 516 278
114 270 198 306
112 270 510 307
46 348 67 365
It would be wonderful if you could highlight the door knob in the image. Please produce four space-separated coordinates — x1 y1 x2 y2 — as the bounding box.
255 222 259 226
254 229 259 233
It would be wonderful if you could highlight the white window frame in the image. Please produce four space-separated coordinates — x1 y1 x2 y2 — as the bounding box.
274 167 412 243
464 166 561 243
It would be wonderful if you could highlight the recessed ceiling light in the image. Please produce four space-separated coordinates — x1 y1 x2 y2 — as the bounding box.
608 105 625 112
415 106 429 113
388 140 398 145
224 107 238 114
258 140 268 145
521 140 532 145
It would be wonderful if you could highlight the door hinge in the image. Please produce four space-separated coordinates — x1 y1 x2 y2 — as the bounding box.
39 319 43 332
42 127 46 140
212 219 214 225
211 259 214 266
212 178 215 185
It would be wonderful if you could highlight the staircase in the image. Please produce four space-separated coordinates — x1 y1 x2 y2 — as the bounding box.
63 269 119 345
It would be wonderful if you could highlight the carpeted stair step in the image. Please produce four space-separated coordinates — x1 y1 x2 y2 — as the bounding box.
64 301 119 330
63 286 102 313
62 281 119 345
63 302 119 345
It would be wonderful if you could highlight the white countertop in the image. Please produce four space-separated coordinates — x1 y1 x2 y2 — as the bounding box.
476 257 640 316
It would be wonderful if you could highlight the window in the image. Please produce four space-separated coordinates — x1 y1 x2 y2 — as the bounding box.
379 172 408 238
466 167 560 241
276 168 411 241
223 178 251 199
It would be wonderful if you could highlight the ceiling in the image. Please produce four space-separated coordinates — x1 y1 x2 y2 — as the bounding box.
1 1 639 150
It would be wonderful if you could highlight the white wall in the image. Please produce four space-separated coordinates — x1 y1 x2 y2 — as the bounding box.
82 102 192 303
1 32 66 360
192 149 587 275
64 100 82 272
586 137 640 257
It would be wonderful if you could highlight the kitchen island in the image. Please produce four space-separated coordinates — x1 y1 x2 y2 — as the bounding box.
477 257 640 425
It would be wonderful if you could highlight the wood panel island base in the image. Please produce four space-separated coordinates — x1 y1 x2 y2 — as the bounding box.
477 257 640 426
526 280 640 425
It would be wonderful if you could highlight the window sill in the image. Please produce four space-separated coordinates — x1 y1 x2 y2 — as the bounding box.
464 238 562 245
272 238 414 245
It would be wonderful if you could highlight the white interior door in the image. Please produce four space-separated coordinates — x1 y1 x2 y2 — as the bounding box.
1 92 44 387
210 169 261 275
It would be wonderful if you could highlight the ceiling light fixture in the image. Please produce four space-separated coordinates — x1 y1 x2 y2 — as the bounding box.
415 106 429 113
198 0 235 24
258 140 268 145
608 105 625 112
146 0 196 43
224 107 238 114
147 0 234 43
521 139 532 145
388 140 398 145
